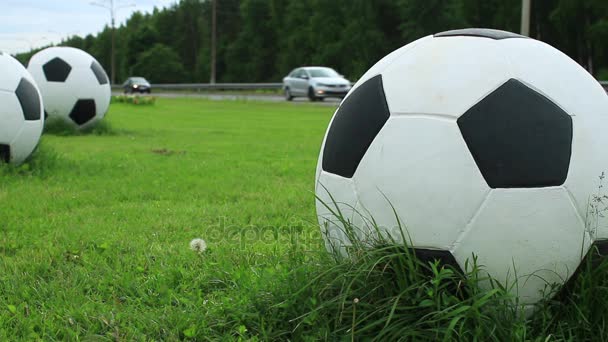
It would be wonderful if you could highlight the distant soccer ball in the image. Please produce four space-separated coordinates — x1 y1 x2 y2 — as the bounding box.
27 47 110 129
316 28 608 307
0 52 44 164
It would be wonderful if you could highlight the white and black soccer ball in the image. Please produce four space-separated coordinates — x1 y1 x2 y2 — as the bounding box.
315 29 608 307
27 47 110 129
0 52 44 164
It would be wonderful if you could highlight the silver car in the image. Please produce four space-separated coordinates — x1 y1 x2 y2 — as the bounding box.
282 67 351 101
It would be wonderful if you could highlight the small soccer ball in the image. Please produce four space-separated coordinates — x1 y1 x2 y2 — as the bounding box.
315 28 608 308
27 47 110 129
0 52 44 164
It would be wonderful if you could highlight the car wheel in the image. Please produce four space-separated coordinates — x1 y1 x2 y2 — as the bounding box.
285 88 293 101
308 87 317 102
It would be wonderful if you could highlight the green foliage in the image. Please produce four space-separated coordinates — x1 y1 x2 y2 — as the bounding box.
399 0 468 42
224 0 278 82
127 24 160 68
132 44 187 83
596 68 608 80
461 0 520 32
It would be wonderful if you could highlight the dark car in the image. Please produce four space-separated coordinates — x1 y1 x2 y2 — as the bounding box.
123 77 151 94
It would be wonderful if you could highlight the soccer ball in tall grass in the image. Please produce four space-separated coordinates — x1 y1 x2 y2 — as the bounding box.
315 28 608 307
0 52 44 164
28 47 110 129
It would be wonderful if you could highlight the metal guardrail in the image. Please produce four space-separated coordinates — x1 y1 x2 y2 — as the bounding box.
153 83 284 90
111 83 283 91
112 81 608 92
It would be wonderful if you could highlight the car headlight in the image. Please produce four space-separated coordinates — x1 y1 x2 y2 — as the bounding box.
133 84 139 88
316 83 328 87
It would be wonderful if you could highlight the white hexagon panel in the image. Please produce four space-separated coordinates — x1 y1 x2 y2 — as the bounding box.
354 116 489 249
452 188 589 305
315 28 608 308
316 171 362 253
28 47 110 129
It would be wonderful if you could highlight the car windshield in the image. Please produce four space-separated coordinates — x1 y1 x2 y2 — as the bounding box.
131 77 148 83
307 68 339 78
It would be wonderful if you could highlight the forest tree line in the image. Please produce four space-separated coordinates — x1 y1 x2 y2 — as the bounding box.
15 0 608 84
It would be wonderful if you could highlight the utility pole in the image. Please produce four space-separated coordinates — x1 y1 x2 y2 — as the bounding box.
91 0 135 85
210 0 217 84
111 12 116 85
520 0 531 37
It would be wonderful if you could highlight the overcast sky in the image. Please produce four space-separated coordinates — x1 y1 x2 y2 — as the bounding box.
1 0 177 55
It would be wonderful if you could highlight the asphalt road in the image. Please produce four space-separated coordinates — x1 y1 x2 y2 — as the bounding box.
113 91 342 106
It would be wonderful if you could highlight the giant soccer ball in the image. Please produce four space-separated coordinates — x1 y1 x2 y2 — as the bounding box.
0 52 44 164
28 47 110 129
315 28 608 307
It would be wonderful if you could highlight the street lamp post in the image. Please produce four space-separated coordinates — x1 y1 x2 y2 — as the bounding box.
521 0 531 37
90 0 135 85
210 0 217 84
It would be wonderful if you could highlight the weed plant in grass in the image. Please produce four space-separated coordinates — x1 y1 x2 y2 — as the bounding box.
271 195 608 341
276 197 527 341
530 244 608 340
2 97 608 340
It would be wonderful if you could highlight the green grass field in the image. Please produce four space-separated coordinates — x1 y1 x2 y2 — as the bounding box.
0 99 332 340
2 98 608 341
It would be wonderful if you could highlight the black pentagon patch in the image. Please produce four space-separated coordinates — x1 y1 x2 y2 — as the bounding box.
435 28 526 40
557 240 608 298
0 144 9 163
412 248 463 273
15 78 41 121
44 110 48 120
43 57 72 82
90 61 109 85
322 75 389 178
458 79 572 188
69 99 96 126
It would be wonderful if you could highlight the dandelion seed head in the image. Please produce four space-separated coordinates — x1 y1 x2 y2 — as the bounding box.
189 238 207 253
